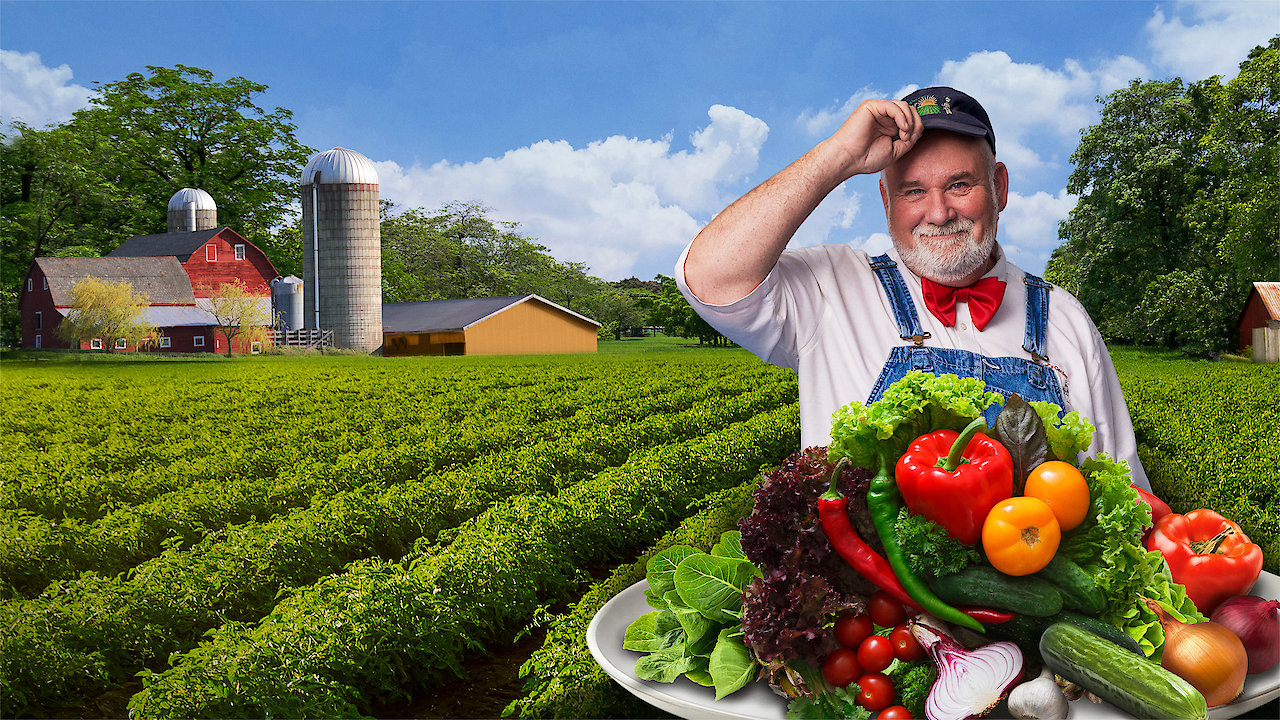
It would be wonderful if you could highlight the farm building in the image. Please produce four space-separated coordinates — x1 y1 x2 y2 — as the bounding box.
19 199 277 353
1238 281 1280 362
382 295 600 357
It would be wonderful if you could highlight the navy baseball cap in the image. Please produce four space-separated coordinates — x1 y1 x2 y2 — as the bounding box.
900 86 996 155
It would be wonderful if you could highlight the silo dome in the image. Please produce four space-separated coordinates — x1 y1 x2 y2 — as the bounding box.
167 187 218 232
301 147 379 186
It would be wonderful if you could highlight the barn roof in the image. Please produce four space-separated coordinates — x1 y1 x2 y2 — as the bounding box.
382 294 601 334
1251 282 1280 320
108 227 247 261
35 256 196 306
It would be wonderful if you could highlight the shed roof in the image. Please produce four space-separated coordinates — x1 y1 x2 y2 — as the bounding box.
107 227 247 262
35 256 196 306
382 294 600 334
1251 282 1280 320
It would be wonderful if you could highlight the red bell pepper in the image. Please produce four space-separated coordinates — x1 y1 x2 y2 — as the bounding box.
895 417 1014 546
1147 508 1264 615
1131 484 1171 543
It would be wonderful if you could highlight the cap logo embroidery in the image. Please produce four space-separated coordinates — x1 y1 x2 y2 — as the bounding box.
941 97 953 114
913 95 942 115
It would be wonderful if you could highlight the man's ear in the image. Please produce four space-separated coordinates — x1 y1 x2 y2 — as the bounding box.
994 161 1009 212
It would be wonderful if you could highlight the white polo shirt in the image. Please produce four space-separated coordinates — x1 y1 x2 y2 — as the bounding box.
675 241 1150 490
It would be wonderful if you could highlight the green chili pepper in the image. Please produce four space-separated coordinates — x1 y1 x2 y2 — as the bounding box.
867 452 985 632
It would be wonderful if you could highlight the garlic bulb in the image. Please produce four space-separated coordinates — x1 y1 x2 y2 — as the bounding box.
1008 667 1069 720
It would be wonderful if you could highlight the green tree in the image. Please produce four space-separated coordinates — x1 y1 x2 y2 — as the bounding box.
202 279 272 356
1048 78 1208 343
1049 36 1279 355
57 276 155 353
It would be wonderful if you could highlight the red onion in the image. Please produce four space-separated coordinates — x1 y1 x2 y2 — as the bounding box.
1211 595 1280 674
910 620 1024 720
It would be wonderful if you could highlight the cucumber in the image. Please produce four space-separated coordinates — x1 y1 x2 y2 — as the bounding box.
1034 554 1105 614
1055 611 1143 655
1040 622 1207 720
929 565 1063 616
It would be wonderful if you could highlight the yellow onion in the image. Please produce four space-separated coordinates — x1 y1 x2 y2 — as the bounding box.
1143 597 1248 706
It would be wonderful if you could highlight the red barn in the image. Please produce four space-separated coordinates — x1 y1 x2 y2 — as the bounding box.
19 227 277 353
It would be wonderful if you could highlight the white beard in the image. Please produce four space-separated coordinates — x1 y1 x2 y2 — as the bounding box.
895 217 997 284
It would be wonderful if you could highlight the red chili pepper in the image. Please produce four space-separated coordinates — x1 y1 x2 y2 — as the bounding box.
819 459 924 613
895 417 1014 546
954 606 1016 624
819 458 1012 626
1147 508 1263 615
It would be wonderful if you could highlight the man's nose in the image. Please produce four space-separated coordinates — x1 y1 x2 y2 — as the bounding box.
923 190 957 225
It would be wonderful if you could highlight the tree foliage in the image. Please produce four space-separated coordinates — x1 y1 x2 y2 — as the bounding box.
202 279 272 356
1049 36 1279 356
57 276 155 352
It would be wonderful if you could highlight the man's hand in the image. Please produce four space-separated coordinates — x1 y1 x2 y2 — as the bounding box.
682 99 923 305
824 99 924 181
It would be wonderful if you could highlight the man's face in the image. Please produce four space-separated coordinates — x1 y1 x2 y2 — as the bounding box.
879 132 1009 285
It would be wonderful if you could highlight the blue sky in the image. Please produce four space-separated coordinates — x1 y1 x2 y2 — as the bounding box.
3 1 1278 282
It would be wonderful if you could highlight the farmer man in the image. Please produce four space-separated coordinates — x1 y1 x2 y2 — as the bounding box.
675 86 1151 490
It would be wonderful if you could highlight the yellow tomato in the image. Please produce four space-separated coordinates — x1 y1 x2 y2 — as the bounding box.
982 496 1061 576
1024 460 1090 531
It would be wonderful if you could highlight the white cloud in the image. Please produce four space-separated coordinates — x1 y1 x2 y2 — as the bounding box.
796 85 882 137
996 189 1078 274
0 50 94 130
373 105 769 280
1145 0 1280 80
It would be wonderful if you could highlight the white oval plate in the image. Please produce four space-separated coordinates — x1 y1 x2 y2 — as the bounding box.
588 571 1280 720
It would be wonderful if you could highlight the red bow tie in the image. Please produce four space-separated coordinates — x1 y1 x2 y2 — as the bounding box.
922 276 1007 331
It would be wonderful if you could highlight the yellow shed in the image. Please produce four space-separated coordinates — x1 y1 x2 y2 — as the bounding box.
382 294 600 357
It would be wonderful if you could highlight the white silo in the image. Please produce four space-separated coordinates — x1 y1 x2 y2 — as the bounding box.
167 188 218 232
299 147 383 353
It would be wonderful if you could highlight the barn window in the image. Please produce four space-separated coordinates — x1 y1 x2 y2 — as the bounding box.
159 337 171 348
115 338 127 349
34 311 42 330
91 338 103 350
194 335 205 348
27 278 33 291
235 244 246 260
42 277 48 290
34 334 41 349
206 244 218 262
251 341 262 354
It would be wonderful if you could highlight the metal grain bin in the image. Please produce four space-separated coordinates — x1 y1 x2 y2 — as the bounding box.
271 275 305 331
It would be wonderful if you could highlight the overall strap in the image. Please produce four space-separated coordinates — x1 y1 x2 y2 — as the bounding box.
1023 273 1052 361
870 254 931 346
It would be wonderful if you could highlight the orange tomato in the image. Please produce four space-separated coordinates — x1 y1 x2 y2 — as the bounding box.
982 496 1061 575
1024 461 1091 531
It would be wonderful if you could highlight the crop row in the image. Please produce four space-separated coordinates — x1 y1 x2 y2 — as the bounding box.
1 382 798 715
3 366 780 594
2 361 647 521
125 403 800 718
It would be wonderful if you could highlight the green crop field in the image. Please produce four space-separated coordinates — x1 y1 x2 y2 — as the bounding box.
1 340 1275 718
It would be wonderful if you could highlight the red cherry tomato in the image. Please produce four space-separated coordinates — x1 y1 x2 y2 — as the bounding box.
835 612 874 649
878 705 913 719
857 672 895 712
821 647 863 688
856 635 895 673
868 590 908 627
889 624 925 662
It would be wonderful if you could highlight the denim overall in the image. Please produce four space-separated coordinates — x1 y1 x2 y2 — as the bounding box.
865 255 1065 424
